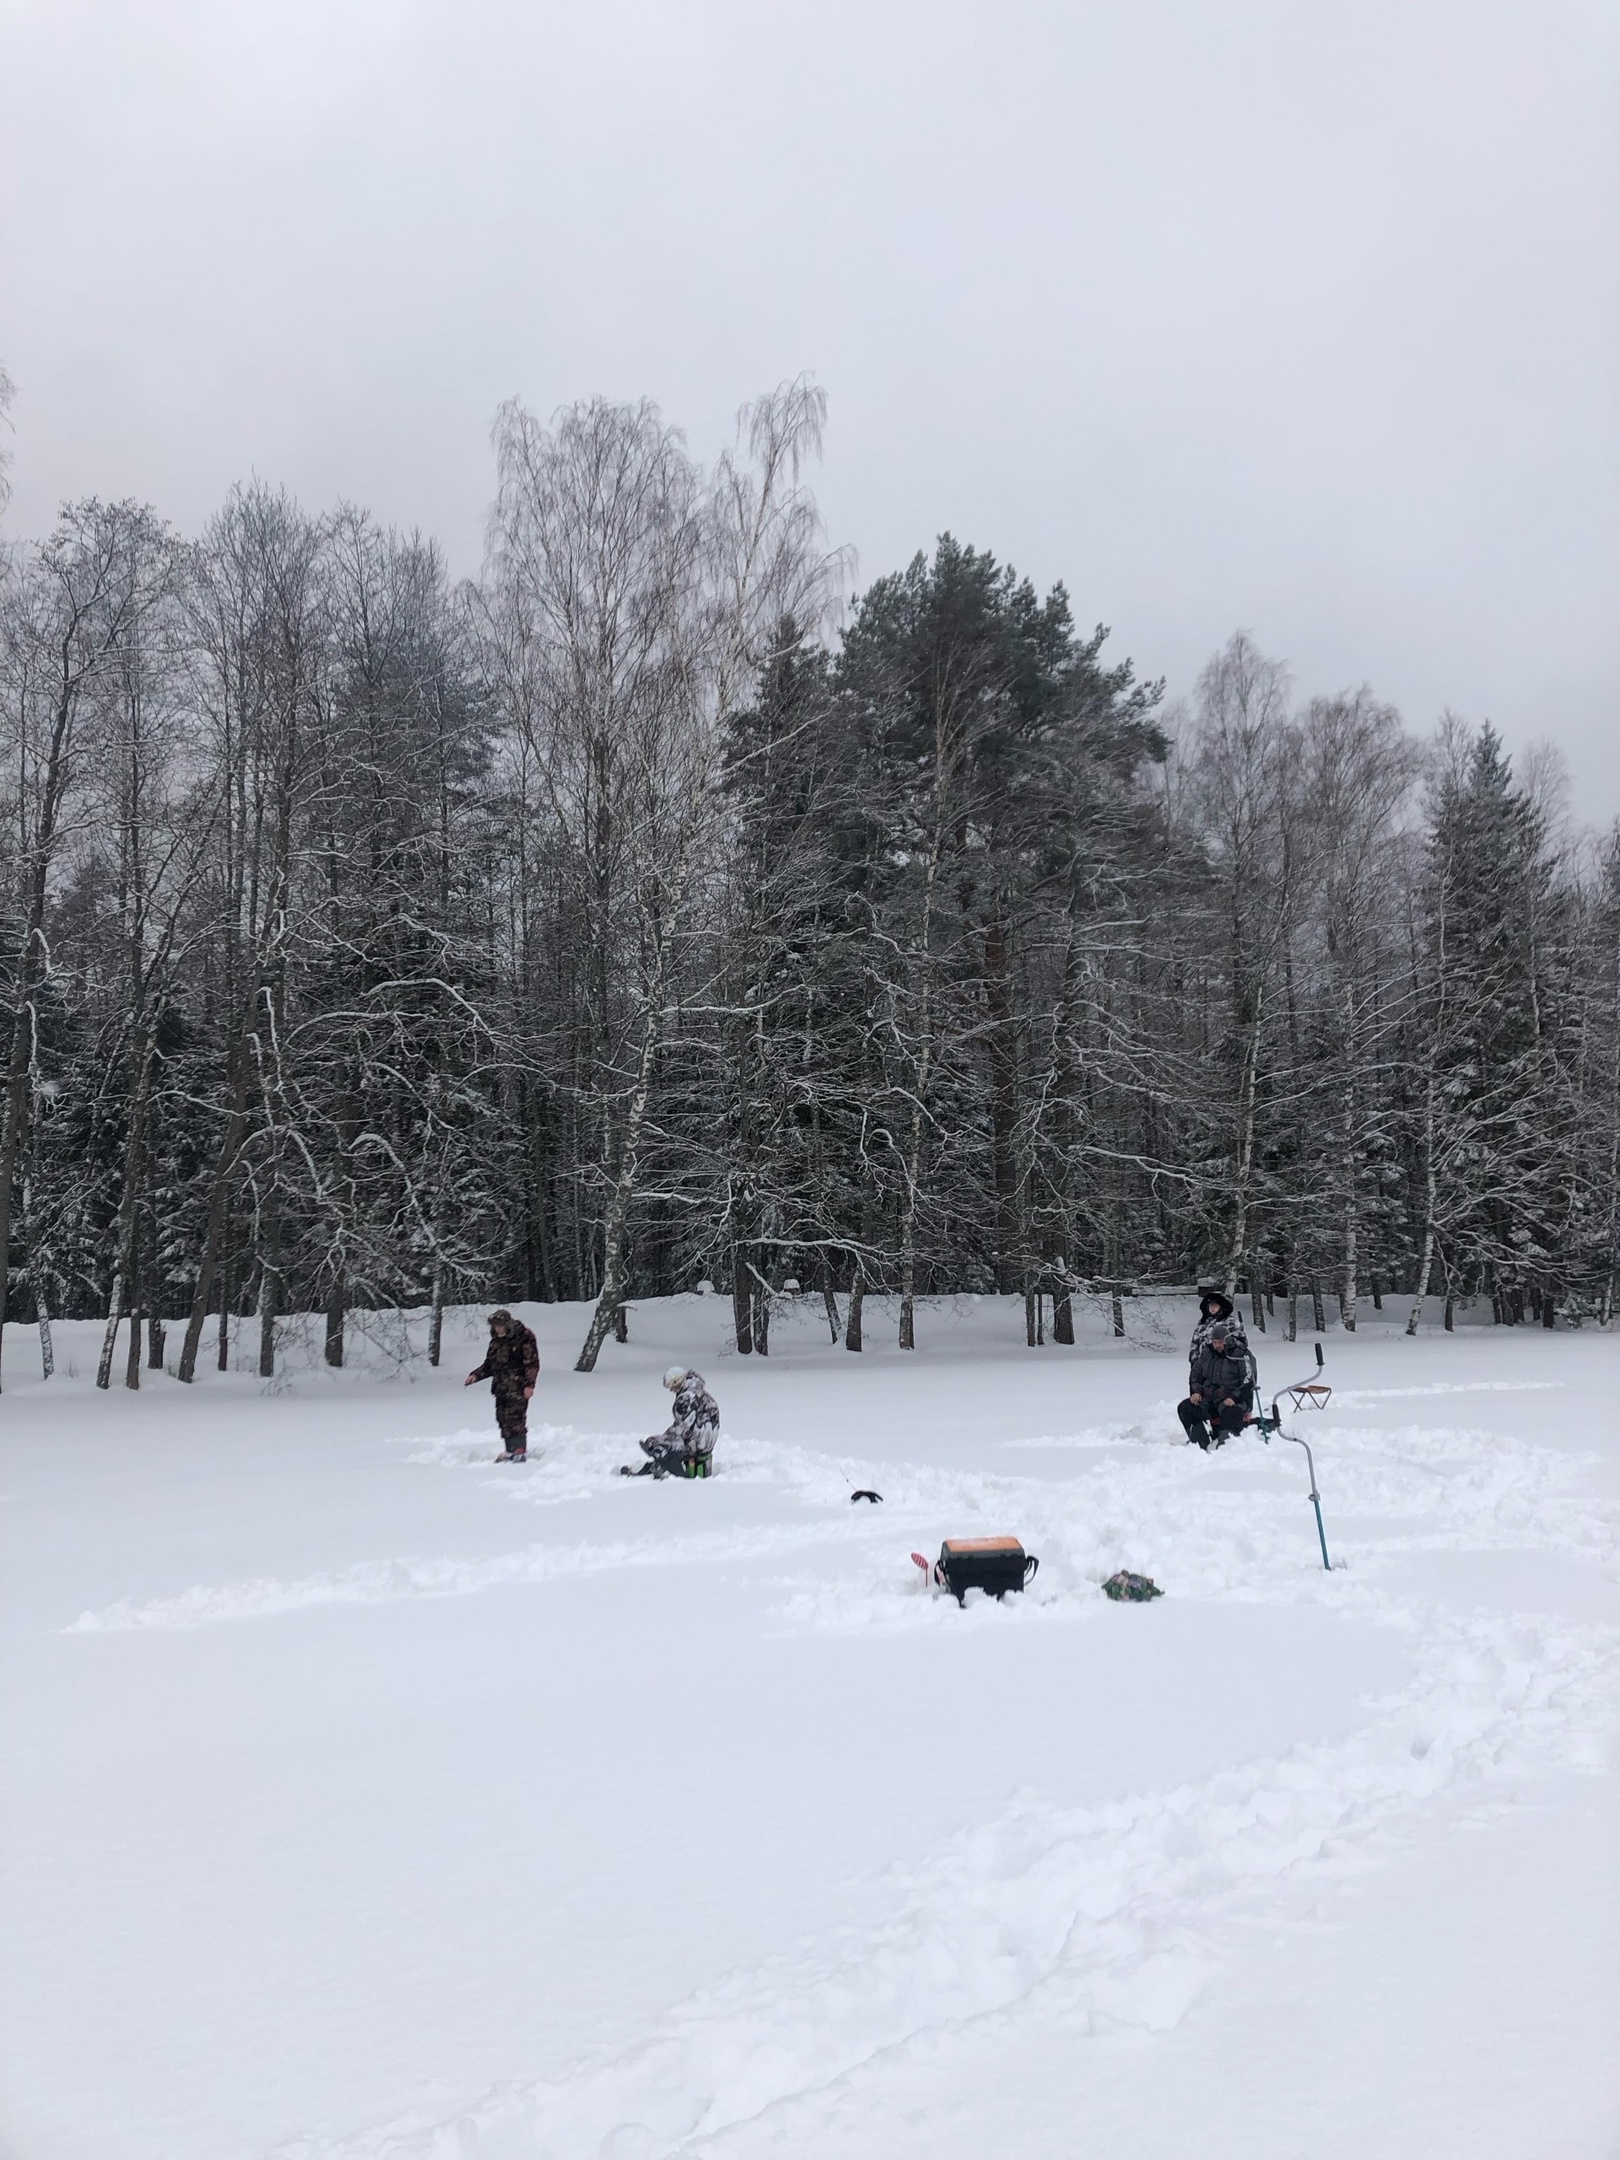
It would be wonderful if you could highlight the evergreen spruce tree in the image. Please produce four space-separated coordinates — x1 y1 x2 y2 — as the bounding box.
1420 724 1573 1321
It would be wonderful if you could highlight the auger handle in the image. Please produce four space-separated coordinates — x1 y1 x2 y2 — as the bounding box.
1286 1432 1333 1571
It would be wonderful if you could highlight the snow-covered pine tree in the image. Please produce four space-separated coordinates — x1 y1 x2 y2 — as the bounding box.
1417 722 1576 1323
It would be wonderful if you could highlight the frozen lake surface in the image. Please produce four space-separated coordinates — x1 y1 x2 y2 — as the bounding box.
2 1293 1616 2158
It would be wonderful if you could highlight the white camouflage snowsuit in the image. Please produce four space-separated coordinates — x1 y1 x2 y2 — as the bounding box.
639 1371 719 1474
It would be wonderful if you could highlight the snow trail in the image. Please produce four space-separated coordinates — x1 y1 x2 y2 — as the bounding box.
268 1601 1617 2160
65 1519 888 1632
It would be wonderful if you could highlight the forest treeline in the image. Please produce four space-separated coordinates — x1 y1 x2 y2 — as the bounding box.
1 380 1617 1388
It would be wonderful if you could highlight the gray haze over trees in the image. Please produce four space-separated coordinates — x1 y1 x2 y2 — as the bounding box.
2 381 1617 1383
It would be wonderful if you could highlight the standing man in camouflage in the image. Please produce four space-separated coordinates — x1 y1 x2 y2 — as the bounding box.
464 1307 540 1461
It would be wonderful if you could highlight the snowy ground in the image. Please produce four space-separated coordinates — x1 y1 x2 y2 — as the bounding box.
1 1292 1616 2160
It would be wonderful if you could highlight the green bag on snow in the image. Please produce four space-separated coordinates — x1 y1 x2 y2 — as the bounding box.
1101 1570 1163 1602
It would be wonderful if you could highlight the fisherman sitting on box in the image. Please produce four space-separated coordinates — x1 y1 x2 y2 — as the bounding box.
620 1367 719 1478
1178 1324 1253 1450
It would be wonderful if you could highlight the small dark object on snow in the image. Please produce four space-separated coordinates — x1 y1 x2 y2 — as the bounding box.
850 1489 883 1504
916 1537 1039 1605
1101 1570 1163 1603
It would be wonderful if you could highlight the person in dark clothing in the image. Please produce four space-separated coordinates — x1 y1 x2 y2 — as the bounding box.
1189 1286 1248 1362
464 1308 540 1461
620 1366 719 1478
1178 1326 1253 1450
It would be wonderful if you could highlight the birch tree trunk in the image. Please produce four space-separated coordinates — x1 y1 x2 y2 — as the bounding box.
820 1261 840 1343
95 1274 126 1392
896 1089 926 1352
983 912 1020 1292
0 742 71 1391
257 1177 282 1379
844 1261 864 1352
897 821 943 1353
1223 990 1263 1288
176 1031 256 1382
123 1047 160 1388
217 1252 232 1373
1339 1017 1359 1330
1407 1074 1438 1334
1052 1281 1075 1344
731 1265 754 1354
428 1263 446 1368
29 1207 55 1379
97 1035 155 1390
123 1240 144 1391
575 959 667 1372
324 1271 345 1368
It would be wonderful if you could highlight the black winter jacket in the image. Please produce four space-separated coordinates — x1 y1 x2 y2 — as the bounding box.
1187 1340 1251 1405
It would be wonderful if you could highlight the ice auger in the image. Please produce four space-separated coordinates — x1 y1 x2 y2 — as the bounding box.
1248 1341 1334 1571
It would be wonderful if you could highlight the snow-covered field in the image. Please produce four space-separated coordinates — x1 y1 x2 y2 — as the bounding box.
2 1293 1616 2160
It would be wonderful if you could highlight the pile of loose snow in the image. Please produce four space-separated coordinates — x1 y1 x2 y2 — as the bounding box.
1 1295 1615 2159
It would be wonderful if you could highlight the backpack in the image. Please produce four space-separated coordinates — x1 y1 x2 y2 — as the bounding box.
1101 1570 1163 1602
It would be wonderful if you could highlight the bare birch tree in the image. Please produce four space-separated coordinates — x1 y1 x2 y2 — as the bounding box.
483 382 840 1371
0 501 176 1388
1179 633 1299 1292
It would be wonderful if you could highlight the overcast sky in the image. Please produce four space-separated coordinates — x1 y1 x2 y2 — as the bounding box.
3 0 1616 816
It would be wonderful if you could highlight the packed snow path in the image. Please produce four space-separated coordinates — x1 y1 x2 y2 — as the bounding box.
1 1296 1616 2159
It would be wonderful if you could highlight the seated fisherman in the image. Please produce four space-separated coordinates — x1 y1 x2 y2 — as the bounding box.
1178 1322 1253 1450
621 1366 719 1478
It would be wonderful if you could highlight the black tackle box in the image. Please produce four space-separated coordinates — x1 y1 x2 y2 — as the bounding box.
936 1536 1039 1604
